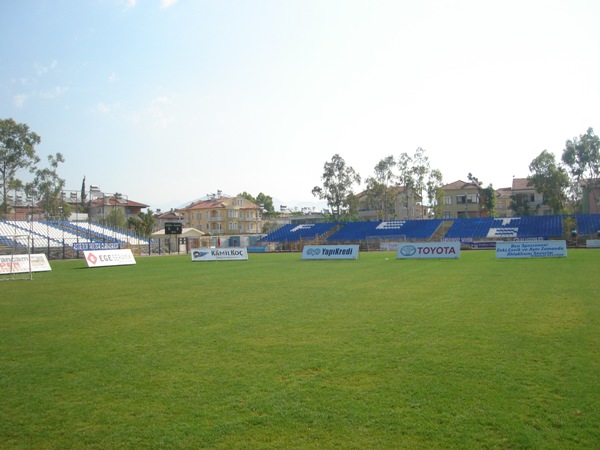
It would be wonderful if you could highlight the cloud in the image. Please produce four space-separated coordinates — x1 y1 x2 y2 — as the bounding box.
129 95 175 128
97 103 112 113
40 85 69 99
34 60 58 76
95 101 122 114
13 94 27 108
160 0 178 9
108 72 118 83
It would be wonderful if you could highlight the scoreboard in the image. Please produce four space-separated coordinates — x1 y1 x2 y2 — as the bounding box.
164 222 183 235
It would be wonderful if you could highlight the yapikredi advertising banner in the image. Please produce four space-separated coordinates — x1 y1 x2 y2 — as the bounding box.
301 245 359 260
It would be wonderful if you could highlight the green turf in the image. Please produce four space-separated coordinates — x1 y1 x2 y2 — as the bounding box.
1 250 599 449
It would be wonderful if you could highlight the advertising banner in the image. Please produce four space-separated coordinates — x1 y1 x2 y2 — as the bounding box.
470 241 497 250
73 242 120 251
191 248 248 262
301 245 359 260
83 249 136 267
397 242 460 259
586 239 600 248
0 254 51 274
496 241 567 259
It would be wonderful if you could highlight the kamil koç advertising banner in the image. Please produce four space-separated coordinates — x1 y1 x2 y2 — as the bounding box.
191 248 248 262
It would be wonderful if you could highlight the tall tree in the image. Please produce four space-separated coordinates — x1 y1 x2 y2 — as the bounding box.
528 150 570 214
81 176 87 212
398 148 443 219
27 152 69 219
561 127 600 211
129 209 155 237
397 152 414 217
255 192 275 214
365 155 396 220
467 173 496 217
426 168 445 218
238 191 275 215
0 118 41 216
312 154 361 220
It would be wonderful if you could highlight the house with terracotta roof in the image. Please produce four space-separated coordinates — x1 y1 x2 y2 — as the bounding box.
495 187 513 217
511 178 552 216
440 180 485 219
177 194 262 236
87 194 150 223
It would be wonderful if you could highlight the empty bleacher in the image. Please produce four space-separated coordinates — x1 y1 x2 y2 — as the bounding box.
261 215 583 245
259 223 340 243
0 219 150 253
326 219 442 242
516 215 563 239
444 218 495 241
575 214 600 235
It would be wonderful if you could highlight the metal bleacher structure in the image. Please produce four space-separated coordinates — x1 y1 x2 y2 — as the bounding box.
259 215 600 249
0 219 151 258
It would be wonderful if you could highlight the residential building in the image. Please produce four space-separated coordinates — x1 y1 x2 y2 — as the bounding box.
510 178 552 216
154 209 184 231
440 180 484 219
356 186 422 221
495 187 513 217
178 194 262 235
581 180 600 214
87 194 149 223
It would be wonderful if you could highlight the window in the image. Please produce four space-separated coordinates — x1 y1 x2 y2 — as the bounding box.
443 212 451 219
228 222 237 230
466 193 478 203
238 199 243 206
456 195 466 204
443 196 452 205
228 210 237 218
196 212 201 220
246 211 253 219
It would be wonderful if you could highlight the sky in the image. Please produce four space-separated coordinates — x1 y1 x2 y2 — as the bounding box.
2 0 599 212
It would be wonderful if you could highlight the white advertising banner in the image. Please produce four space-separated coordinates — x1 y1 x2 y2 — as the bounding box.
301 245 359 260
396 242 460 259
191 247 248 262
496 241 567 259
0 254 51 274
83 249 136 267
586 239 600 248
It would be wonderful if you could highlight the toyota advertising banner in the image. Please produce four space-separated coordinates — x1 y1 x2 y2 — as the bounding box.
496 241 567 258
191 248 248 262
301 245 359 260
83 249 137 267
396 242 460 259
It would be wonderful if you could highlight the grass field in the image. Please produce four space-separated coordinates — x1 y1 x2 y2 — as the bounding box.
1 249 599 449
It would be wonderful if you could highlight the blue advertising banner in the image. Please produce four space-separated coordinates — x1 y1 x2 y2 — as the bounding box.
73 242 120 251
